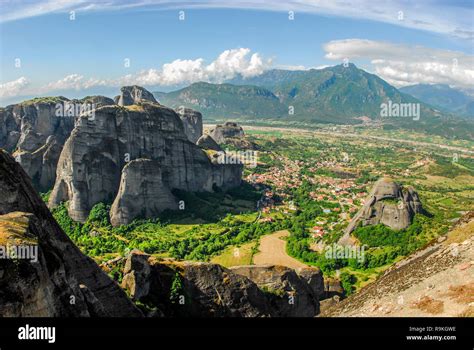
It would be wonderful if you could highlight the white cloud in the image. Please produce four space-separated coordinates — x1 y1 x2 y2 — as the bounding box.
323 39 474 88
117 48 271 86
26 48 270 96
1 1 472 40
0 77 29 98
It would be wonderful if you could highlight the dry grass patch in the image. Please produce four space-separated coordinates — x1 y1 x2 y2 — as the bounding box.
441 283 474 304
411 296 444 315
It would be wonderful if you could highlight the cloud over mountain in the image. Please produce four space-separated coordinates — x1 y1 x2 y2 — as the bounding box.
324 39 474 89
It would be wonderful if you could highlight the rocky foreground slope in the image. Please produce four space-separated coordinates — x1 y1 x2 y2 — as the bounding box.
0 150 141 316
323 212 474 317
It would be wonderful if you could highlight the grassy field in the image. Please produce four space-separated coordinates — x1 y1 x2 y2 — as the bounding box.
211 241 257 267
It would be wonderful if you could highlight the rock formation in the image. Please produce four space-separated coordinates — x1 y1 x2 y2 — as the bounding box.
0 96 115 192
119 251 324 317
196 134 222 152
175 106 203 143
120 251 271 317
114 85 157 106
49 89 242 225
208 122 244 144
110 159 177 227
230 265 323 317
339 178 423 245
0 149 141 317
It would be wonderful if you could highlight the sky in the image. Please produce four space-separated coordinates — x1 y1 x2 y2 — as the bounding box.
0 0 473 105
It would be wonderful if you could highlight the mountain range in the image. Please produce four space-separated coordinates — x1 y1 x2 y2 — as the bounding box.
400 84 474 118
154 64 474 141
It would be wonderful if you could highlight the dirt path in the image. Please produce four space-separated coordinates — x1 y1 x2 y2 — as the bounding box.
253 230 308 269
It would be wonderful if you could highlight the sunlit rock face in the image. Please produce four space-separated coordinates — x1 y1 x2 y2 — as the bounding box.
0 96 115 192
175 106 203 144
339 178 424 246
49 90 242 225
114 85 158 106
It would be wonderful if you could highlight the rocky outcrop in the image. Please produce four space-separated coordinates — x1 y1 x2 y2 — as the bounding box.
322 212 474 317
196 134 222 152
176 106 203 143
110 159 177 226
0 96 115 192
208 122 244 144
0 98 74 192
75 95 115 107
0 149 141 317
230 265 323 317
119 252 324 317
114 86 157 106
120 252 271 317
339 178 423 245
49 91 242 224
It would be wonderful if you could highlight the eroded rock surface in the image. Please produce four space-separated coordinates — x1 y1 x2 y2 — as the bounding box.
196 134 222 152
119 252 325 317
231 265 323 317
323 212 474 317
176 106 203 143
49 94 242 224
339 178 423 245
0 150 141 317
114 86 157 106
0 96 115 192
208 122 244 144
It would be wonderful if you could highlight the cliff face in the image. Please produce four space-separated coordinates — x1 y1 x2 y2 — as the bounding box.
176 106 203 143
339 178 423 245
110 159 178 227
230 265 324 317
0 98 74 192
117 251 324 317
0 96 115 192
0 149 141 317
49 99 242 224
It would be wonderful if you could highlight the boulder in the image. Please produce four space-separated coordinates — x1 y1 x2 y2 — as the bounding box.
121 250 152 300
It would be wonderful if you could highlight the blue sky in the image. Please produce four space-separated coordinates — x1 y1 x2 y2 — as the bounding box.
1 1 473 105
